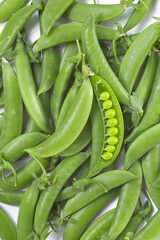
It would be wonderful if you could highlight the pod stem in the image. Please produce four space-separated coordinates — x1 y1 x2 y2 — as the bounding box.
0 156 17 187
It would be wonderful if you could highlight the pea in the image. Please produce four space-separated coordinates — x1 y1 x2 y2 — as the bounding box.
107 136 118 145
105 109 116 118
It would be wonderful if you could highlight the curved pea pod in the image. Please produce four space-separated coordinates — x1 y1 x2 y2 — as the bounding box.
106 161 142 240
17 180 40 240
0 132 48 163
125 124 160 170
135 51 158 106
0 157 51 190
119 22 160 93
132 210 160 240
0 4 40 56
142 145 160 209
59 121 91 157
0 190 23 206
81 14 130 107
15 40 52 133
124 0 155 32
80 209 115 240
0 59 23 149
126 59 160 143
0 207 17 240
41 0 74 34
0 0 28 22
25 77 93 158
88 75 124 177
34 23 117 52
63 170 137 218
64 2 125 23
34 152 90 236
64 191 118 240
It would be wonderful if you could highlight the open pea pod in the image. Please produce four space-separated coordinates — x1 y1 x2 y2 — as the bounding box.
88 75 124 177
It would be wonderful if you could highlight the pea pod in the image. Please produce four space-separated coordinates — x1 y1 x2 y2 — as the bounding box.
64 2 125 23
142 145 160 209
34 152 90 236
106 161 142 239
0 4 40 56
41 0 74 34
0 190 23 206
0 58 23 149
0 207 17 240
80 209 115 240
132 210 160 240
0 116 4 134
25 63 50 133
81 14 130 107
15 40 52 133
124 0 155 32
63 170 137 218
0 132 48 163
125 124 160 170
0 157 50 190
0 0 28 22
17 180 40 240
135 51 158 106
119 22 160 93
64 191 118 240
25 76 93 158
126 59 160 143
34 23 117 52
50 43 78 126
88 75 124 177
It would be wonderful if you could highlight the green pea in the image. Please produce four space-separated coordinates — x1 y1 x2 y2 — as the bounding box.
107 136 118 145
103 100 112 109
107 118 118 127
105 145 116 153
105 109 116 118
107 127 118 136
102 152 113 160
100 92 110 101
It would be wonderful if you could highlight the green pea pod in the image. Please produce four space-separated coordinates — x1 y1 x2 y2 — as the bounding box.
34 23 117 52
135 51 158 106
50 43 78 126
25 77 93 158
124 0 155 32
0 90 4 107
38 9 60 95
132 210 160 240
81 14 130 107
34 152 90 236
17 180 40 240
0 207 17 240
0 132 48 163
0 190 23 206
0 0 28 22
64 2 125 23
15 40 52 133
41 0 74 34
119 22 160 93
106 161 142 240
0 157 50 190
80 209 115 240
0 4 40 56
125 124 160 170
63 170 137 218
142 145 160 209
126 59 160 143
25 63 50 133
64 191 118 240
88 75 124 177
0 58 23 149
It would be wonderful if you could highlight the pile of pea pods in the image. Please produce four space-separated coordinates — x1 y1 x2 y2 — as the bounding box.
0 0 160 239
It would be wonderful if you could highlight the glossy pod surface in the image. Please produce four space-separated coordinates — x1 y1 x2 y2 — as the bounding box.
88 75 124 177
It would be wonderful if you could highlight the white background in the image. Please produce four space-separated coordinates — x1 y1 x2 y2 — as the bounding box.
0 0 160 239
